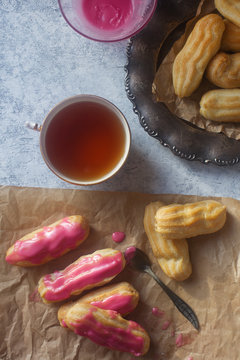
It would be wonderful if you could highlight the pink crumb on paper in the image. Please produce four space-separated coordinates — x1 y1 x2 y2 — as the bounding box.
176 334 184 347
176 333 193 348
112 231 126 243
161 320 171 330
152 307 165 317
124 246 136 264
29 288 41 302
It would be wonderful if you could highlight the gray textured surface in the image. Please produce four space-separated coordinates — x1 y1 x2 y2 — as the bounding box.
1 0 240 198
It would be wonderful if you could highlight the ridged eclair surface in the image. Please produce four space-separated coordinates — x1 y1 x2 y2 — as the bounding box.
215 0 240 27
38 248 126 303
200 89 240 122
155 200 226 239
61 303 150 356
172 14 225 97
144 202 192 281
221 19 240 52
58 281 139 326
206 52 240 89
5 215 89 267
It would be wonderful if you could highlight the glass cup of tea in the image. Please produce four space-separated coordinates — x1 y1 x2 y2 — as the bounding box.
27 95 131 185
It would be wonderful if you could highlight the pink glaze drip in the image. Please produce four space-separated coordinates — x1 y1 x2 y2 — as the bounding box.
91 294 134 314
175 333 193 348
70 307 145 356
124 246 136 264
161 320 171 330
61 319 68 328
81 0 133 31
152 307 165 317
112 231 125 243
6 218 86 265
43 252 124 302
29 288 41 303
176 334 184 347
187 357 194 360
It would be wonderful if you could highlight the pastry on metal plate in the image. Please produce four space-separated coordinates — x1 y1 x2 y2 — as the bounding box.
206 52 240 89
144 202 192 281
200 89 240 122
155 200 226 239
38 248 126 303
221 19 240 52
59 303 150 356
215 0 240 27
58 281 139 327
172 14 225 97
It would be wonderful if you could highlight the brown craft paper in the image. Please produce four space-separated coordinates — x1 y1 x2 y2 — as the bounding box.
1 185 240 360
152 0 240 140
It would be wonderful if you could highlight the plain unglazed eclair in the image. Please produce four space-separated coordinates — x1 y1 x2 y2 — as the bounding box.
200 89 240 122
144 202 192 281
58 302 150 356
58 281 139 327
5 215 89 267
155 200 226 239
38 248 126 303
172 14 225 97
206 52 240 89
215 0 240 28
221 19 240 52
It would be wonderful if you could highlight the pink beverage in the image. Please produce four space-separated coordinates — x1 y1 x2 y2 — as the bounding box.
81 0 133 31
59 0 157 41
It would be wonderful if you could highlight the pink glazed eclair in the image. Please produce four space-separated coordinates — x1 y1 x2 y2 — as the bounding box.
58 281 139 327
38 248 126 303
5 215 89 267
59 303 150 356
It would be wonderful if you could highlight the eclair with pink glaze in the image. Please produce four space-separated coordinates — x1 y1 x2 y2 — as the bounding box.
58 282 139 327
59 303 150 356
38 249 126 303
5 215 89 267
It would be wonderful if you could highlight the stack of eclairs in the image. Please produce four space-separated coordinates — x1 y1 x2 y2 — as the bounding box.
5 199 228 356
5 215 150 357
172 0 240 123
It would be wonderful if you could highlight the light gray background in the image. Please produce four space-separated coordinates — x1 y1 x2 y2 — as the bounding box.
1 0 240 198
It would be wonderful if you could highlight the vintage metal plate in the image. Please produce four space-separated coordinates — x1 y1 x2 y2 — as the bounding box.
125 0 240 165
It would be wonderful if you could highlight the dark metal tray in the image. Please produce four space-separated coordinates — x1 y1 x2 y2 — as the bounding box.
124 0 240 165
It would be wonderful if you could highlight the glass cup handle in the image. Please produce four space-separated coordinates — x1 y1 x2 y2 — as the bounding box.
25 121 42 132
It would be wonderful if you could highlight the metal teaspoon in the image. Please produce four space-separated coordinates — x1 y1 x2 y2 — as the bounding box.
124 246 200 331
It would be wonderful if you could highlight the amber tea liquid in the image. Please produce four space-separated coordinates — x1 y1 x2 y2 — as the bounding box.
45 101 126 182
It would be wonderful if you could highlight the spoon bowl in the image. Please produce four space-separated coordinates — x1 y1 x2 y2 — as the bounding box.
124 247 200 331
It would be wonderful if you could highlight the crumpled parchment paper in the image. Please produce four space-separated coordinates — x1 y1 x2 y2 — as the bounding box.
0 185 239 360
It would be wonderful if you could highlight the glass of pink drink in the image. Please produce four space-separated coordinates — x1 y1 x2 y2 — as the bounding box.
58 0 157 42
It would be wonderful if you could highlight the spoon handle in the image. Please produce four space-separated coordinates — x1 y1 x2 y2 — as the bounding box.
145 267 200 330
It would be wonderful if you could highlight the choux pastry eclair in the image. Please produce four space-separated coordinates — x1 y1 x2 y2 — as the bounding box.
200 89 240 122
206 52 240 88
215 0 240 28
58 303 150 356
155 200 226 239
144 202 192 281
38 248 126 303
58 282 139 327
5 215 89 267
172 14 225 97
221 19 240 52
